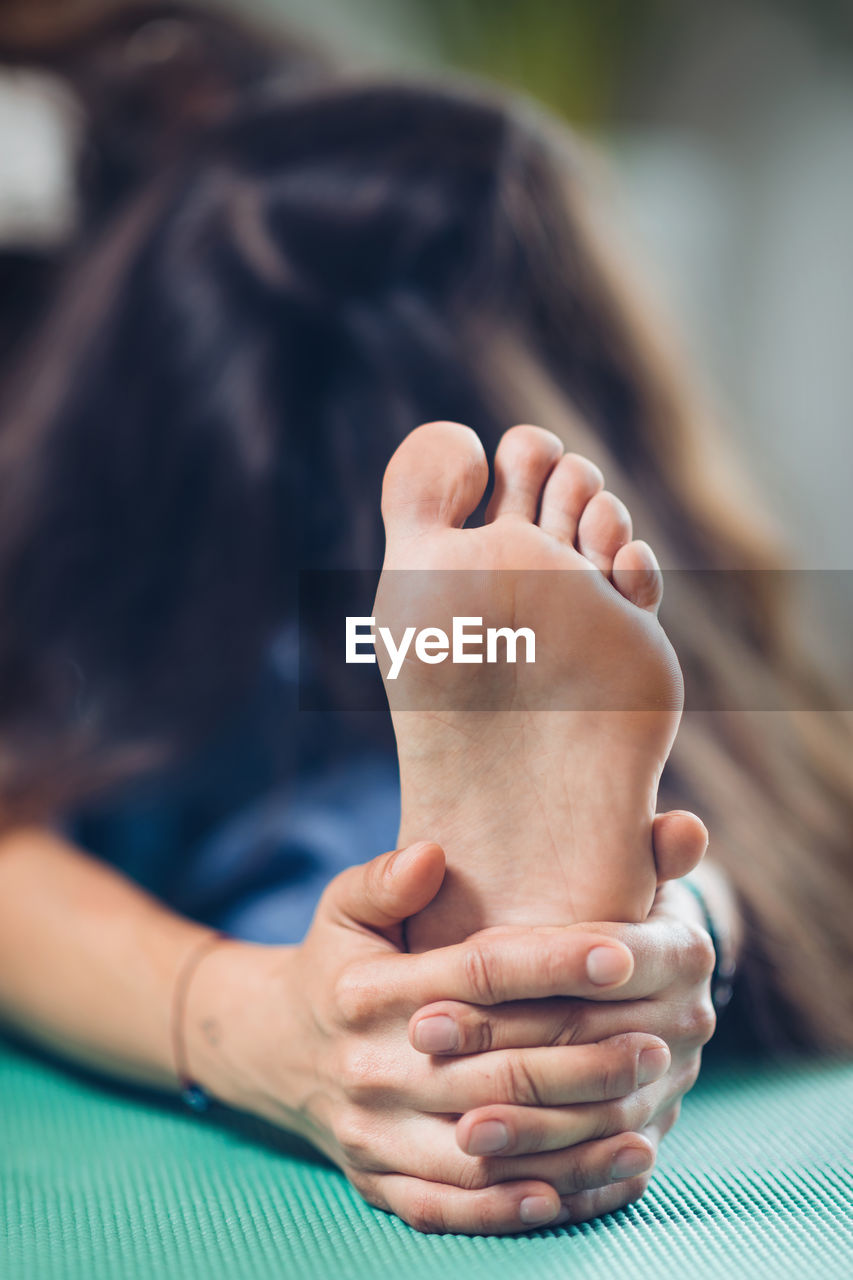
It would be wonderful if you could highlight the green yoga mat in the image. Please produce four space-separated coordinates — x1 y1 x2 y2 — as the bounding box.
2 1037 851 1280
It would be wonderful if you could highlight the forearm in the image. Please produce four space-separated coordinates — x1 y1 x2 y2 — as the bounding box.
0 824 213 1090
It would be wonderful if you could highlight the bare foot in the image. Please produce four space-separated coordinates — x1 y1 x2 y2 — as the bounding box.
376 421 693 952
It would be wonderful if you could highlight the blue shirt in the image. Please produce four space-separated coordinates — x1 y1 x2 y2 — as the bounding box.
67 627 400 943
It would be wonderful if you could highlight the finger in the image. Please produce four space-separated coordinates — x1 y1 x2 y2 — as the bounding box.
404 911 714 1037
352 1113 653 1205
420 1038 669 1114
426 993 708 1055
410 996 584 1055
398 1117 655 1198
504 1132 656 1196
410 991 682 1056
645 1101 681 1148
551 911 716 1003
371 1172 568 1236
455 1049 666 1162
559 1114 668 1223
653 810 708 883
381 928 635 1014
561 1168 653 1225
456 1086 664 1161
324 841 446 935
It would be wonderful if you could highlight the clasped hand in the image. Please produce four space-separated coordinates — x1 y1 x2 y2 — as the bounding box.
214 841 714 1236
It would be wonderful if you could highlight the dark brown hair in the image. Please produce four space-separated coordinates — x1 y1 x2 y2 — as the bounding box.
1 2 851 1052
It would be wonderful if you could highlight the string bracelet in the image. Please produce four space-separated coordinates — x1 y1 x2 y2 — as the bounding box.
682 878 737 1012
170 930 228 1112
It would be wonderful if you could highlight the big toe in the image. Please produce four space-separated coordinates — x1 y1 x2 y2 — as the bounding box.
653 811 709 883
486 423 564 523
381 421 489 538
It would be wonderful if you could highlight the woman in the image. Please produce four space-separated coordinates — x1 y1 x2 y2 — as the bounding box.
0 2 850 1237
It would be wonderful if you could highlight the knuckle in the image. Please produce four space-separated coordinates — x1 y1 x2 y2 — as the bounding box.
551 1001 584 1046
474 1015 494 1054
599 1047 636 1100
463 944 499 1006
672 997 716 1049
336 1040 387 1103
406 1188 446 1236
457 1158 492 1192
498 1053 542 1107
348 1169 383 1209
682 997 717 1048
683 923 717 984
458 1010 493 1054
598 1092 651 1141
333 966 377 1029
332 1110 377 1170
561 1146 599 1195
592 1100 624 1141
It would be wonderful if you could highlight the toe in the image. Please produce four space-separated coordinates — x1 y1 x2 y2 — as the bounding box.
381 421 488 536
486 424 564 523
652 811 709 882
576 491 632 575
612 540 663 613
538 453 604 545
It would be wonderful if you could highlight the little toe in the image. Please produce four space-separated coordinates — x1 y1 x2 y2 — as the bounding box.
539 453 605 546
612 540 663 613
576 491 632 575
486 424 564 524
381 421 489 537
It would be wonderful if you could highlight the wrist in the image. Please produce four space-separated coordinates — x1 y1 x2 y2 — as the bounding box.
685 859 744 961
182 936 301 1120
682 859 743 1011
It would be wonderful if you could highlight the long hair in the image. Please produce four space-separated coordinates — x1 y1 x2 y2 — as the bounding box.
1 3 851 1052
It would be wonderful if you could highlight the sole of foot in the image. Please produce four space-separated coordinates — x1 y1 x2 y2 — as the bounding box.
377 421 691 950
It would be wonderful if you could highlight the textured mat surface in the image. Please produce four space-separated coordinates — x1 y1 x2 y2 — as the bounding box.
2 1037 852 1280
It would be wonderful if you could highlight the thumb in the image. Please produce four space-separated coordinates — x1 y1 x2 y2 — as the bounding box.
326 841 446 934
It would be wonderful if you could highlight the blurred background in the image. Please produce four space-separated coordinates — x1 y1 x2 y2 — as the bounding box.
254 0 853 577
2 0 851 577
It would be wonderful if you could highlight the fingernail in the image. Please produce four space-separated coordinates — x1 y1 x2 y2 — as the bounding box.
467 1120 508 1155
610 1147 652 1181
412 1015 458 1054
519 1195 561 1226
638 1045 670 1086
586 946 631 986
